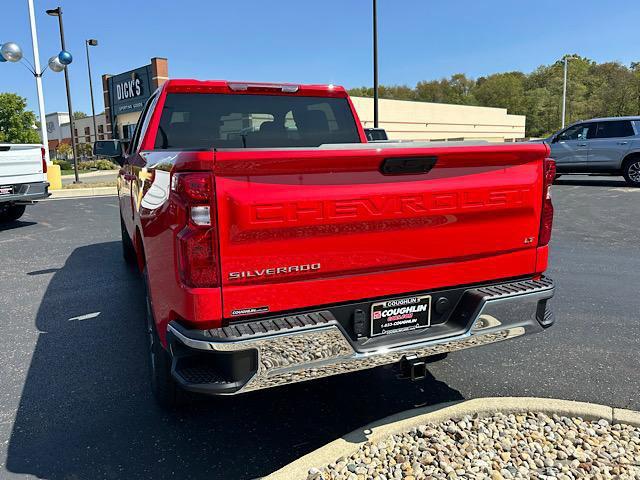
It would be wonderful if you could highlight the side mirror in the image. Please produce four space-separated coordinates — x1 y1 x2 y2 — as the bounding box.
93 140 124 166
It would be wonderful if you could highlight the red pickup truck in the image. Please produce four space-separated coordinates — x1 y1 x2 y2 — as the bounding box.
95 80 556 408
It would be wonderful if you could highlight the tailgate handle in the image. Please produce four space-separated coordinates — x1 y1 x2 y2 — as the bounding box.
380 156 437 175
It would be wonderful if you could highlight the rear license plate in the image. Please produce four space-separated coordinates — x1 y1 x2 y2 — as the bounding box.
0 186 14 196
370 295 431 336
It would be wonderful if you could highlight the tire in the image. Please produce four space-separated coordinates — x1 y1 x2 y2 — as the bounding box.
622 157 640 187
120 215 137 266
0 204 26 223
144 269 186 410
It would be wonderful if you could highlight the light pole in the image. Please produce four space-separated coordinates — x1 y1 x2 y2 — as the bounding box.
27 0 49 163
46 6 80 184
1 23 72 165
561 56 570 128
85 39 98 144
373 0 379 128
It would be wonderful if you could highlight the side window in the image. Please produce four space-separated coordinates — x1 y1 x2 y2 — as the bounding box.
128 94 158 154
557 123 589 141
594 120 635 139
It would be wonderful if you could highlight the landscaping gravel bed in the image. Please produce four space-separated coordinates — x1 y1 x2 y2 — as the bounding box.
306 412 640 480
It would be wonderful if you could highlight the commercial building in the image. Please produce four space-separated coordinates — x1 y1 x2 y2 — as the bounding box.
45 111 110 152
350 97 525 142
102 57 169 140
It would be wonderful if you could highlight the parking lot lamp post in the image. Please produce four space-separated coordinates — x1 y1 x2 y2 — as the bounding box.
46 6 80 184
562 56 569 128
85 39 98 144
373 0 379 128
27 0 49 163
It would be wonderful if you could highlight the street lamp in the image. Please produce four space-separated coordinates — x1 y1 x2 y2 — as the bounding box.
561 56 573 129
373 0 379 128
85 39 98 144
46 6 81 184
0 1 73 168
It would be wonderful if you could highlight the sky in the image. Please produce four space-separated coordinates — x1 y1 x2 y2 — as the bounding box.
2 0 640 120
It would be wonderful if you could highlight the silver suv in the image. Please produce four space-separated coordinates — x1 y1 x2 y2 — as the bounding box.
548 117 640 186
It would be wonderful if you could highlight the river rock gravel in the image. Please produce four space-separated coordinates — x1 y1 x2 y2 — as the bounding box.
306 412 640 480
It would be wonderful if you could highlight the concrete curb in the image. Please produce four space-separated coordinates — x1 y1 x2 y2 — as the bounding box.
265 397 640 480
48 186 117 198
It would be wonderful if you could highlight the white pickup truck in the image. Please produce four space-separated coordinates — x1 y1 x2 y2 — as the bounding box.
0 144 50 222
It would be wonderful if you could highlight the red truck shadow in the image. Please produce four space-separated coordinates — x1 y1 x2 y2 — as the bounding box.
6 241 462 480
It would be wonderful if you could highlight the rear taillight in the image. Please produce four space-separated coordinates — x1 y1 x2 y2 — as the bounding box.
41 147 47 174
538 158 556 247
172 172 219 288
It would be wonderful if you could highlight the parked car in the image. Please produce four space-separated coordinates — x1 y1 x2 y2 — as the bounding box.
95 79 555 408
0 144 49 223
547 117 640 186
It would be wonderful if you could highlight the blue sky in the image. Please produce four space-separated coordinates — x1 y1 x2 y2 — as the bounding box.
2 0 640 119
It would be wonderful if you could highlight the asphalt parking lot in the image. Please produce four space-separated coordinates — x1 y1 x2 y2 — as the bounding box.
1 175 639 480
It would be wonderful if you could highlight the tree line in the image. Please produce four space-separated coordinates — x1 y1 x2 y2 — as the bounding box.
349 56 640 138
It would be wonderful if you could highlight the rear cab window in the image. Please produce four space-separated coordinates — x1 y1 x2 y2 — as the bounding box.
153 93 361 150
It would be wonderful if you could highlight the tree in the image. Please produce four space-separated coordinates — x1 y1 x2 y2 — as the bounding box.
348 56 640 138
76 142 93 158
474 72 526 114
73 111 88 119
57 143 72 159
0 93 41 144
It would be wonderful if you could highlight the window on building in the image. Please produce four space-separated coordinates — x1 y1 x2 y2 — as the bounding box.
85 136 91 143
84 126 90 135
74 129 78 137
98 125 104 134
99 134 104 140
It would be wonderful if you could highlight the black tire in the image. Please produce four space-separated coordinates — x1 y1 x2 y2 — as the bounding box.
120 215 137 266
144 269 186 410
0 204 26 223
622 157 640 187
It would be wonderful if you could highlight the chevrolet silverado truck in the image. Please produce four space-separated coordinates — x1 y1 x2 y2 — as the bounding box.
0 144 49 222
94 80 556 408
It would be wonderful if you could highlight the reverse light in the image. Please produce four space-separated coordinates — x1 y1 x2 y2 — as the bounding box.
538 158 556 247
190 206 211 226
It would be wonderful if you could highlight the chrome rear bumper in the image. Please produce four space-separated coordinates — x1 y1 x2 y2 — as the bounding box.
167 277 554 395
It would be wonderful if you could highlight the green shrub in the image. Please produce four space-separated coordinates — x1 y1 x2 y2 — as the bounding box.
78 159 118 171
53 159 72 171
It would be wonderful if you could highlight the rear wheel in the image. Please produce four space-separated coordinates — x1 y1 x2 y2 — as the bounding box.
144 269 186 409
0 204 26 223
120 215 137 266
622 157 640 187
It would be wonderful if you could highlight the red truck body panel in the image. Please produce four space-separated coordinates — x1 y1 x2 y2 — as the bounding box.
120 79 552 343
214 143 548 318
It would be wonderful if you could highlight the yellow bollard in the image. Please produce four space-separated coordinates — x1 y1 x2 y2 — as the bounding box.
47 164 62 190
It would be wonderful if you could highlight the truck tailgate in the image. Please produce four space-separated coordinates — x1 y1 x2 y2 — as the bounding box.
0 145 45 185
214 143 548 319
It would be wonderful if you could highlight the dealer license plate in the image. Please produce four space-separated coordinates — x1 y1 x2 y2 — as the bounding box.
0 186 14 196
370 295 432 336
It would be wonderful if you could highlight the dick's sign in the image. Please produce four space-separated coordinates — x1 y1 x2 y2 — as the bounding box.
108 65 153 116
